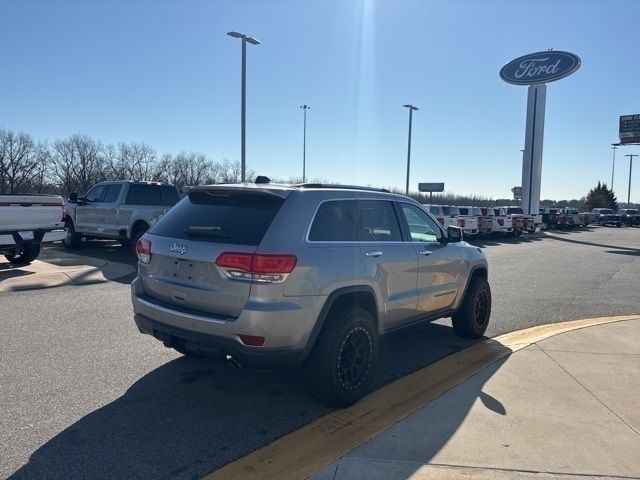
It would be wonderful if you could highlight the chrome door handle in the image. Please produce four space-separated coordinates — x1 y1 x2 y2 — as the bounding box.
365 250 383 257
419 250 432 256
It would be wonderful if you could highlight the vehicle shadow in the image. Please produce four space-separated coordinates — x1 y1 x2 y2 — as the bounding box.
41 243 136 284
9 322 497 480
546 234 640 252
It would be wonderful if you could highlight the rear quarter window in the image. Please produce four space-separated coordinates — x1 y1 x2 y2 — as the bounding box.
149 191 285 246
308 200 357 242
125 184 180 206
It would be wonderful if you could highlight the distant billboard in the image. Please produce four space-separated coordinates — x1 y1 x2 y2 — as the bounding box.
619 114 640 144
418 182 445 192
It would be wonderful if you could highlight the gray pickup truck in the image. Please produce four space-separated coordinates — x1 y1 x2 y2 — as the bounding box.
63 181 180 249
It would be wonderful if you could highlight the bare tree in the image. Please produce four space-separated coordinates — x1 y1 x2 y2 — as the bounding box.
106 142 163 181
0 129 41 193
161 151 213 188
50 134 104 194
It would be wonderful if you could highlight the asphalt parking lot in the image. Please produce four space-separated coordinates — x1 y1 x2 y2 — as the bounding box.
1 226 639 480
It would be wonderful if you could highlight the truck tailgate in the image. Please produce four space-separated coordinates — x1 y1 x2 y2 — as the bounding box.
0 195 64 233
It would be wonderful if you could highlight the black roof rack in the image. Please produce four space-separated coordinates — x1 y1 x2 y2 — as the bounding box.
292 183 391 193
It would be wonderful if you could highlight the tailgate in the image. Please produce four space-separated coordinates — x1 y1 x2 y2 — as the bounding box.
138 188 287 317
141 235 254 317
0 195 64 233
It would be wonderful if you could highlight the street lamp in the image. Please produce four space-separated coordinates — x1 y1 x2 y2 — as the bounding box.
403 104 419 196
300 105 310 182
611 145 618 191
227 31 260 182
625 154 638 206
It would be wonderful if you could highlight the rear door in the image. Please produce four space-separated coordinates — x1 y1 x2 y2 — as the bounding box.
357 199 419 330
397 202 462 315
140 189 286 317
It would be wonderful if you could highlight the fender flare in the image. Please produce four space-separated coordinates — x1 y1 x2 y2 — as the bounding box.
301 285 379 363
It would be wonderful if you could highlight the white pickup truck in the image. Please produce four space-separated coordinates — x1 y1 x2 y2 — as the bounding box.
442 205 479 238
423 204 458 229
0 194 66 264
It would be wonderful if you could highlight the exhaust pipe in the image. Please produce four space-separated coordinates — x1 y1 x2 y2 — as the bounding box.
225 354 241 369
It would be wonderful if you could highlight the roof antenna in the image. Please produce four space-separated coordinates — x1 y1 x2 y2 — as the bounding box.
255 175 271 184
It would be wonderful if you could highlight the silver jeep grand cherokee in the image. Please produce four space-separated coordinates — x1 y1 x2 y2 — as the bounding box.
131 181 491 406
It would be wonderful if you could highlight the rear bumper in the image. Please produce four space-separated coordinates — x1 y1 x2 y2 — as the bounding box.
134 312 306 369
130 276 322 368
0 229 66 248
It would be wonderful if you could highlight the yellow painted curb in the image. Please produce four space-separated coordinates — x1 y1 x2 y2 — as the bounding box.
203 315 640 480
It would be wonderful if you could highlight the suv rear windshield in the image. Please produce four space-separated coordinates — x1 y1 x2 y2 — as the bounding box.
149 190 285 245
507 207 524 214
125 184 180 206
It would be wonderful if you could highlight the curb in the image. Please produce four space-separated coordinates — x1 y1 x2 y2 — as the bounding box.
204 315 640 480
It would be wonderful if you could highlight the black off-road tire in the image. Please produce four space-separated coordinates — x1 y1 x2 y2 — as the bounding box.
63 219 82 249
4 244 41 265
303 306 378 408
452 276 492 339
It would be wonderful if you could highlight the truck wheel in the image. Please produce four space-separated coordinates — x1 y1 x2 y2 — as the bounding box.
452 276 491 339
304 306 378 407
63 220 82 249
4 244 41 265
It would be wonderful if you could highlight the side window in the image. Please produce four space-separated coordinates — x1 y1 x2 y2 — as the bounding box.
400 203 441 242
102 184 122 203
85 185 105 203
357 200 402 242
308 200 357 241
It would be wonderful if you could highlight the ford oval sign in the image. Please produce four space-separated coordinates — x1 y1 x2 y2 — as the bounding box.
500 51 581 85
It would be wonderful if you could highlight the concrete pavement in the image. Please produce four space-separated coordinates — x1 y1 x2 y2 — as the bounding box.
0 247 134 291
312 318 640 480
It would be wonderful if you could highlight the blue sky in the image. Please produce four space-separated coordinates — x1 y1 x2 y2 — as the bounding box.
1 0 639 201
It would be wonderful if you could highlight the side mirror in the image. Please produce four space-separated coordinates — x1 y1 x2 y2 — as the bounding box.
68 192 78 203
447 226 463 243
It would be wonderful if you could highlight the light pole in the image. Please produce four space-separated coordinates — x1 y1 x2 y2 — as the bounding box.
403 104 419 196
611 145 618 191
625 154 638 206
300 105 310 182
227 31 260 182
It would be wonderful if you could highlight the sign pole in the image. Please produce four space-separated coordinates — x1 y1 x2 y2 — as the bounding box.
520 84 546 215
626 154 638 206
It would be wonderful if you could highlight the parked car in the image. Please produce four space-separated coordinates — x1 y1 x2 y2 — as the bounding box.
560 208 581 229
539 207 566 230
470 207 493 235
442 205 479 238
63 181 180 250
591 208 622 227
504 206 536 233
481 207 513 236
131 182 491 407
423 204 459 230
0 193 66 264
620 208 640 227
459 206 491 236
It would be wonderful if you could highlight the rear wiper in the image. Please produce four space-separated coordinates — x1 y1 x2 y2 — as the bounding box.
183 226 229 239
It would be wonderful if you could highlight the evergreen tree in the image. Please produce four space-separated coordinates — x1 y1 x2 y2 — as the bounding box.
584 182 618 211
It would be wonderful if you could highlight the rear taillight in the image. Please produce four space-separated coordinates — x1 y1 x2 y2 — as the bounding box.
216 252 297 283
237 334 266 346
458 218 465 228
61 205 66 221
498 218 504 226
136 238 152 264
